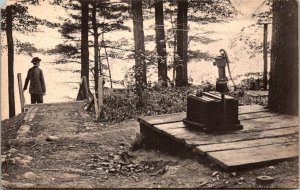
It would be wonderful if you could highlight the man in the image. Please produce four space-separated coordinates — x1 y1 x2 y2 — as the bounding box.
23 57 46 104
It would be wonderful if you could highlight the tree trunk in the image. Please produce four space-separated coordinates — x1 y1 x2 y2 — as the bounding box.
81 1 90 87
6 6 15 118
92 3 99 93
175 0 188 87
132 0 146 107
268 0 298 115
154 0 168 86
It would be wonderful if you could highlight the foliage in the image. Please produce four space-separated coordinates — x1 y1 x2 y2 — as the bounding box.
1 2 59 55
252 0 272 23
56 0 130 55
96 67 271 123
200 80 215 91
187 50 213 61
98 76 268 123
99 86 198 123
50 0 131 91
15 41 39 56
1 3 59 33
164 0 238 22
189 0 238 22
46 44 79 58
237 72 266 90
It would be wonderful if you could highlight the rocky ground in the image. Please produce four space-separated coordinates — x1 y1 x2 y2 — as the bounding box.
1 101 298 188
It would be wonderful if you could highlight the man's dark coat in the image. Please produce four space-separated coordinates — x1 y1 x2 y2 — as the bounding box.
24 66 46 94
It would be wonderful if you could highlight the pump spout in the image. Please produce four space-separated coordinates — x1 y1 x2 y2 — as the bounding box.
213 50 228 93
219 49 237 91
219 49 230 64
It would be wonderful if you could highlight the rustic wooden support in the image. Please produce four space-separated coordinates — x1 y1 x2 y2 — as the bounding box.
85 98 94 112
93 93 99 117
17 73 25 112
263 23 268 90
98 76 104 114
88 88 93 99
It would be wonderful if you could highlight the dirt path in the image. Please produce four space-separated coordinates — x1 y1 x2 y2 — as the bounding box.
1 101 298 188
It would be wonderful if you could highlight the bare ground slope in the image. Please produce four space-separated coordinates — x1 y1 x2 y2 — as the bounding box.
1 102 298 188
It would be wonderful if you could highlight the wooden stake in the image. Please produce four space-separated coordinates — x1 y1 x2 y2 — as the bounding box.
263 24 268 90
85 98 94 112
17 73 25 112
98 76 104 116
93 93 99 117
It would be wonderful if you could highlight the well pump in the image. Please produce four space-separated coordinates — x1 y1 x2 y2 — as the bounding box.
183 49 242 133
213 49 229 94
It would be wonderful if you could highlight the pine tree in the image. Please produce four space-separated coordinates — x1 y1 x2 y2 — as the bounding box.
175 0 188 87
80 0 90 87
6 5 15 118
268 0 298 115
132 0 146 107
52 0 130 90
1 1 56 117
154 0 168 86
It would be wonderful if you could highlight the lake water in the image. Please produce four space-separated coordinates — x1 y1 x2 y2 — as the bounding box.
1 0 270 120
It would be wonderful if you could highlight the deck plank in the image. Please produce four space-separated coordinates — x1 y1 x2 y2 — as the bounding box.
154 124 297 146
195 136 298 155
184 126 298 146
241 115 298 131
138 112 185 126
207 143 298 169
154 114 298 134
238 105 269 114
239 112 278 120
138 105 269 126
138 105 299 170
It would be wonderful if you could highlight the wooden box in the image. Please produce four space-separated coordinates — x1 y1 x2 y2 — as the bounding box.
183 92 242 133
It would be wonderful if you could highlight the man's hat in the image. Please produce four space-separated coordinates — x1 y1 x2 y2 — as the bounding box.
31 57 41 64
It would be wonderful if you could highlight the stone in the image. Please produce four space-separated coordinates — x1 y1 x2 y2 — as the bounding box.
17 125 31 138
268 166 275 170
22 154 33 162
23 172 38 179
14 154 33 165
212 171 219 177
230 172 237 177
1 180 35 189
164 165 180 176
8 148 18 154
1 155 7 164
46 135 59 141
256 176 275 185
19 183 36 188
1 180 11 187
239 177 245 182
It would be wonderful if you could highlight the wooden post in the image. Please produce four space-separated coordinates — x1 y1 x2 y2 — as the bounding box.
98 76 104 115
263 23 268 90
17 73 25 112
93 93 99 117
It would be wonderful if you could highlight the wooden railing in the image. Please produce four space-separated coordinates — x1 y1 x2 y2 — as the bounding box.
17 73 25 112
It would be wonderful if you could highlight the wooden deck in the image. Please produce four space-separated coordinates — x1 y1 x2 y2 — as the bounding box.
138 105 298 170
